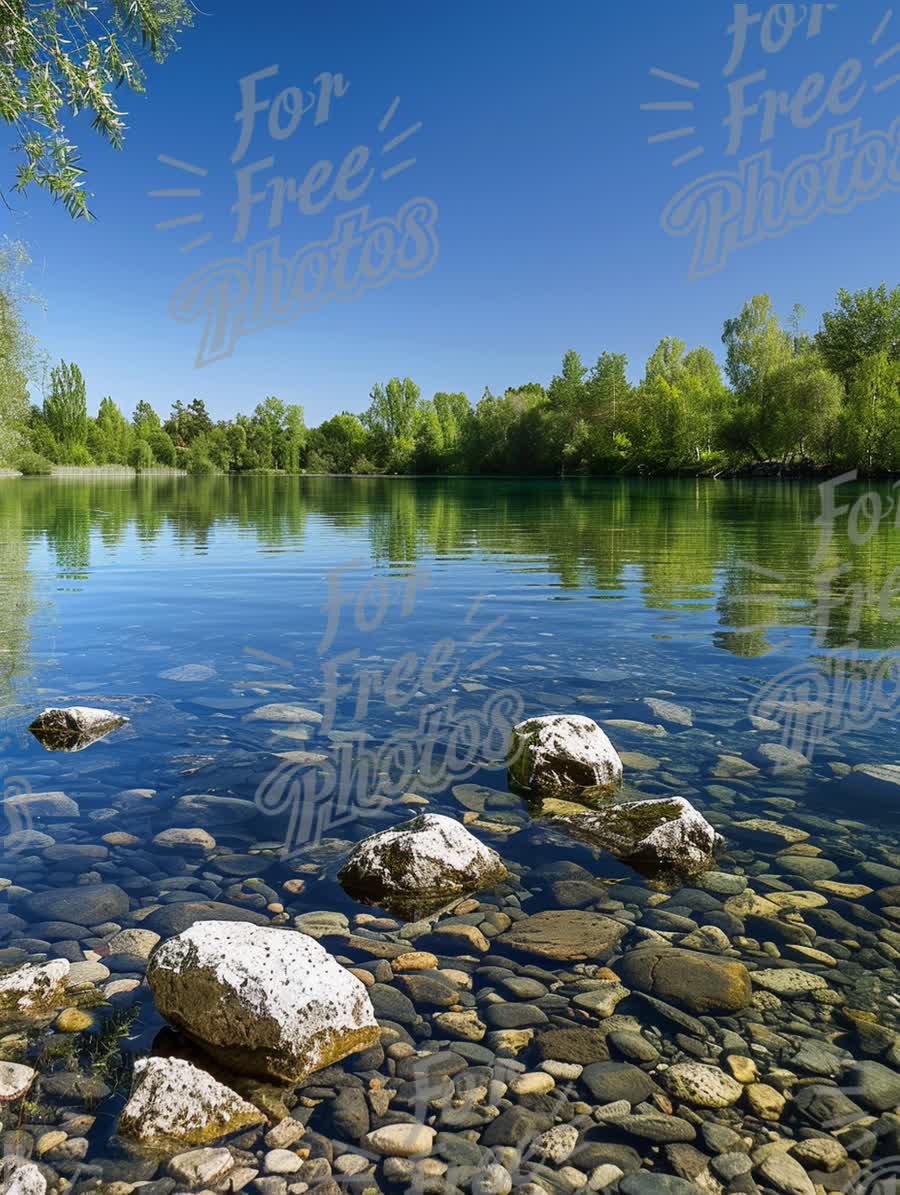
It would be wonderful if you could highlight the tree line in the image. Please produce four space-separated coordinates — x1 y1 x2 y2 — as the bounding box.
3 262 900 476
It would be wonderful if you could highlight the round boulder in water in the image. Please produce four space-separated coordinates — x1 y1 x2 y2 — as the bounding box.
549 795 722 879
147 920 379 1082
508 714 623 798
338 813 508 918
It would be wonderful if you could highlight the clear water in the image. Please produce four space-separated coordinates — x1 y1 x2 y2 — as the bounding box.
1 475 899 1173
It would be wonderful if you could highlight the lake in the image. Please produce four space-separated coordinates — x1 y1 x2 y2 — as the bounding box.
0 475 899 1185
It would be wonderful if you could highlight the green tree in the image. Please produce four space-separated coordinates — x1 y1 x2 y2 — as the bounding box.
836 351 900 473
1 0 193 216
44 360 88 459
364 378 420 471
132 400 162 439
307 413 368 473
165 397 213 454
765 355 843 464
817 284 900 386
721 295 794 461
128 438 153 471
645 337 686 382
89 396 131 463
0 240 37 464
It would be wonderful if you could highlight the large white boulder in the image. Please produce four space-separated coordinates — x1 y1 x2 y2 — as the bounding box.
28 706 128 752
550 795 721 878
147 921 379 1082
119 1056 265 1147
338 813 508 917
508 715 623 797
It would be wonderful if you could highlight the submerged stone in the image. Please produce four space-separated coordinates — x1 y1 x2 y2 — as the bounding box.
28 706 128 752
620 944 752 1014
549 795 721 879
496 909 627 961
18 883 129 925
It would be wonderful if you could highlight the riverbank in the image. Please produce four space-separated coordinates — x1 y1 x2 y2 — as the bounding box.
0 464 887 483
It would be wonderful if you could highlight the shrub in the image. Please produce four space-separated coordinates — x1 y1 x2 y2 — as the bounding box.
129 440 154 472
16 450 53 475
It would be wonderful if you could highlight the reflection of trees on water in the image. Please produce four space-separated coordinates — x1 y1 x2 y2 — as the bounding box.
0 491 33 706
1 476 900 663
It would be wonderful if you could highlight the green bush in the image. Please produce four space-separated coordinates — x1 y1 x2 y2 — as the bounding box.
184 444 215 475
129 440 154 472
16 450 53 475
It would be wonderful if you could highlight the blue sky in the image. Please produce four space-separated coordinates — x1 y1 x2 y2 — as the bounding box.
4 0 900 423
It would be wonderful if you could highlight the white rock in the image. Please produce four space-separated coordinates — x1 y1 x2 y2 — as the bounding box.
750 969 828 996
167 1147 235 1188
0 1062 36 1103
757 743 810 771
338 813 508 916
509 1072 555 1096
663 1062 743 1108
540 1060 583 1080
532 1124 579 1163
508 714 623 797
119 1056 264 1147
472 1163 512 1195
551 795 721 877
334 1156 371 1176
148 921 379 1082
67 961 109 985
0 1161 46 1195
265 1150 304 1174
364 1123 435 1157
159 664 217 682
572 982 630 1018
0 960 69 1015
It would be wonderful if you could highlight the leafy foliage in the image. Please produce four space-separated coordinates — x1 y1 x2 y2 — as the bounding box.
4 278 900 476
1 0 194 216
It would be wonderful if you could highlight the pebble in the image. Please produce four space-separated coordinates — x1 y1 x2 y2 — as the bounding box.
589 1165 625 1190
55 1007 94 1032
168 1148 235 1187
746 1082 786 1120
751 968 828 995
663 1063 743 1108
153 827 216 850
265 1151 303 1175
392 951 439 972
725 1055 758 1083
509 1072 555 1096
757 1151 815 1195
363 1124 435 1157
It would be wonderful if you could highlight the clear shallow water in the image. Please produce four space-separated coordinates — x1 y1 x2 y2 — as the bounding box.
3 475 900 808
1 475 900 1185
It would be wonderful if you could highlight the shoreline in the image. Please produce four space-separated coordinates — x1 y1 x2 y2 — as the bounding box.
1 465 897 483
